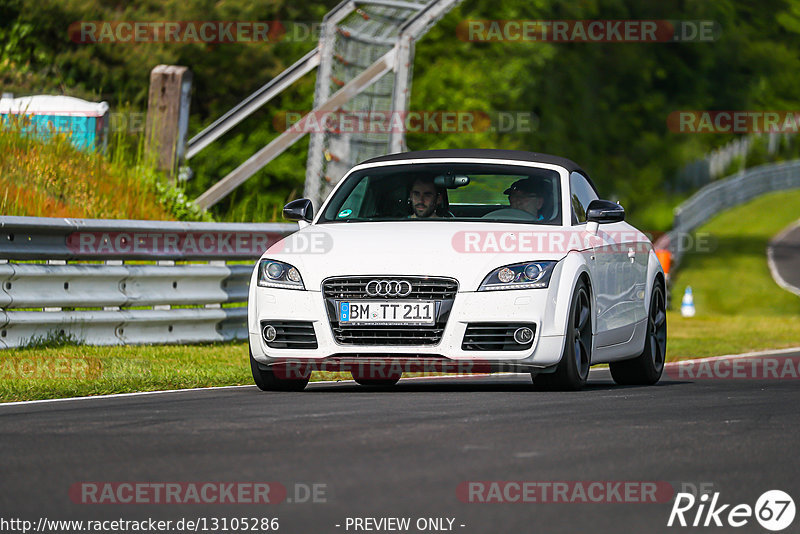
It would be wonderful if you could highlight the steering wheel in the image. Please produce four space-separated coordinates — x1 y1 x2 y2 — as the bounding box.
480 208 538 221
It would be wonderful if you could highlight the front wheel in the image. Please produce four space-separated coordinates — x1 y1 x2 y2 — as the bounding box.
250 349 309 392
533 280 592 391
609 281 666 385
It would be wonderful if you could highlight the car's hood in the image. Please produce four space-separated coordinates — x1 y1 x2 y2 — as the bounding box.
264 221 600 292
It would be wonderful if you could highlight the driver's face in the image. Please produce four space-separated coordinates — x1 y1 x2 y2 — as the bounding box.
410 182 440 218
509 191 544 216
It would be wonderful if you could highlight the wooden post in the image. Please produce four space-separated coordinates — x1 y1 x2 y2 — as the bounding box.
145 65 192 179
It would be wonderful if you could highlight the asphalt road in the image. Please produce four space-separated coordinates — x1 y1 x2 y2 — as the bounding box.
2 357 799 534
769 221 800 295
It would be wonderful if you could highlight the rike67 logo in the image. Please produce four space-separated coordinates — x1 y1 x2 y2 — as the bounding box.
668 490 795 531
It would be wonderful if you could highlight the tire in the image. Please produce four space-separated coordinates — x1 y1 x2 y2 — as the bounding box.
533 280 592 391
351 367 401 387
610 281 667 386
249 348 309 392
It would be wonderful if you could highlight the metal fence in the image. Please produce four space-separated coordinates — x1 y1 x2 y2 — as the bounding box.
190 0 462 210
0 217 297 349
655 159 800 271
674 132 796 191
304 0 461 208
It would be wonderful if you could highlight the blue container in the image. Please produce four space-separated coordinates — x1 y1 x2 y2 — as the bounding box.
0 95 109 152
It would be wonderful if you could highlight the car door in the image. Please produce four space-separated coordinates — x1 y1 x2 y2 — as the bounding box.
623 223 649 325
598 219 640 332
569 172 635 346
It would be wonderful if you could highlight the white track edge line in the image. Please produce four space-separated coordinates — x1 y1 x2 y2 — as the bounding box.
767 218 800 297
4 349 800 407
0 384 254 407
0 373 527 407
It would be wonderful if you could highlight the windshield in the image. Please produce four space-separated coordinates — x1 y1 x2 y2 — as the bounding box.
319 163 562 224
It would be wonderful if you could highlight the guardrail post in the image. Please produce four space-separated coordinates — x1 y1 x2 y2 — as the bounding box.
145 65 193 180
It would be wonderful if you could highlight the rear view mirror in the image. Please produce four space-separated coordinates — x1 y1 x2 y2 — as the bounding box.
434 175 470 189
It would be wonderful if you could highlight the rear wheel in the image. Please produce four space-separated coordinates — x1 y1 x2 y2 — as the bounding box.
249 348 309 392
610 281 666 385
533 280 592 391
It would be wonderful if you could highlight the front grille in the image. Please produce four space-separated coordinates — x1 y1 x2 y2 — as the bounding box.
462 323 536 351
261 321 318 349
332 325 444 346
323 276 458 300
323 276 456 346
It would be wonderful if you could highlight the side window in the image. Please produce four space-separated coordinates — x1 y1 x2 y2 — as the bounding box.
569 172 599 224
341 177 367 216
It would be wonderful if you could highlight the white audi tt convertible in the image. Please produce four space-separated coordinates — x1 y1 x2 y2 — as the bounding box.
248 149 666 391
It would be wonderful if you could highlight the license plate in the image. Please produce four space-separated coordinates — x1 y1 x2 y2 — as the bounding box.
339 300 435 325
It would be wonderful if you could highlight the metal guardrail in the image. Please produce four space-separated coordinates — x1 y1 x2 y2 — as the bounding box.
0 217 298 349
655 159 800 272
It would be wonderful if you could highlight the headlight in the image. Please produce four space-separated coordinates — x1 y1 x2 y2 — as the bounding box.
478 261 557 291
257 259 305 290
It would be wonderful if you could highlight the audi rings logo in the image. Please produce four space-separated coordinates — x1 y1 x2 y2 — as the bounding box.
365 279 413 297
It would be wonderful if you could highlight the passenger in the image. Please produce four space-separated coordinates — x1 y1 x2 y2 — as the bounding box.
504 178 546 220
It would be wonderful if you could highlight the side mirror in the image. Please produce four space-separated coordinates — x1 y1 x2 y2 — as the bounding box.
586 199 624 224
283 198 314 222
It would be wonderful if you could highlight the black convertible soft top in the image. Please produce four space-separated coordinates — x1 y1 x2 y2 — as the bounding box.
360 149 587 175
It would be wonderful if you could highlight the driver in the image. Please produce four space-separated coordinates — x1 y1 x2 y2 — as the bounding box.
504 178 546 220
409 177 443 218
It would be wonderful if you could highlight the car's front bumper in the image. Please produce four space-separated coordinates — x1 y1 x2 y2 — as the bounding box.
248 285 568 373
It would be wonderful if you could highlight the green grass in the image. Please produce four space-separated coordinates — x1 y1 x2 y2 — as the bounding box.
0 344 251 402
0 115 212 221
0 342 362 402
666 188 800 359
666 314 800 360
